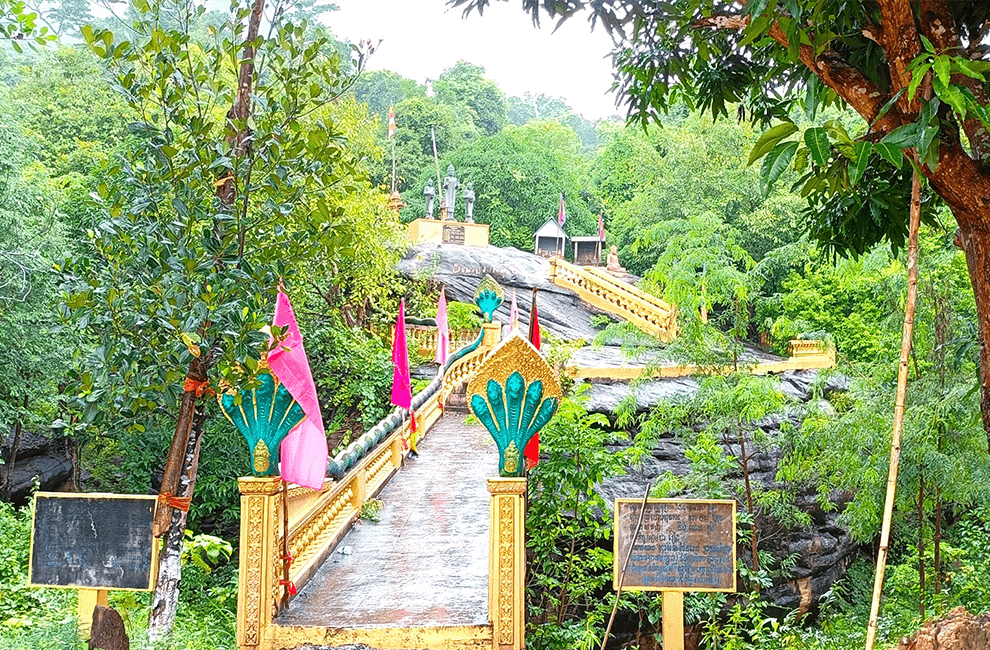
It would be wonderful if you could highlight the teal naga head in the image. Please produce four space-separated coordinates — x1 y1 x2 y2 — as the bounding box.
218 370 305 476
467 333 562 476
474 274 504 323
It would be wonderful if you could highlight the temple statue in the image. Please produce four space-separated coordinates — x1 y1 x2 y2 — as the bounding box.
606 245 627 274
443 164 458 220
463 182 475 223
424 180 435 219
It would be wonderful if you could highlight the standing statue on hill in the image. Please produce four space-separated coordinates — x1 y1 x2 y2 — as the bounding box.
443 164 458 220
464 182 475 223
424 180 435 219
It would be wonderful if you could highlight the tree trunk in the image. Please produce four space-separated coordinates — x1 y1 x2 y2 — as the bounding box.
147 0 265 637
148 398 207 641
738 426 759 580
148 358 209 638
955 222 990 451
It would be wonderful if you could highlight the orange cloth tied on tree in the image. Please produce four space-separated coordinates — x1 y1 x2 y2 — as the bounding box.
183 377 214 397
158 492 192 512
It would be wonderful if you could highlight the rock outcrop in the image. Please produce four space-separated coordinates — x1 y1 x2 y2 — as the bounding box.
901 607 990 650
1 428 73 505
397 242 601 340
588 369 858 615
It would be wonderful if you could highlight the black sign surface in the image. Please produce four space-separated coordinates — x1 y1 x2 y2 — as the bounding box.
29 493 158 591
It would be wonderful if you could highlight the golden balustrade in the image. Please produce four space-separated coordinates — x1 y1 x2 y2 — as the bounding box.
548 257 677 341
405 325 482 359
566 340 836 380
236 321 505 650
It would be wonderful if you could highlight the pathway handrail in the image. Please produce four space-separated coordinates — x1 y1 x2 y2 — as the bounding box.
239 322 503 633
549 257 677 341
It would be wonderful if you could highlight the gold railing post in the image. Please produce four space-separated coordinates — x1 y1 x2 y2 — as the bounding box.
482 321 502 349
488 478 527 650
237 476 283 650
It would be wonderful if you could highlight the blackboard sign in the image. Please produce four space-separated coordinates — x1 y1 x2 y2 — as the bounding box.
442 224 465 245
29 493 158 591
613 499 736 592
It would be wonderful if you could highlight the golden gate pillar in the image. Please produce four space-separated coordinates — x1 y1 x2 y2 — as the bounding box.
487 477 527 650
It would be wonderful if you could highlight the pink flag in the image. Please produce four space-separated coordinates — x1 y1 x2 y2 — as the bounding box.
598 211 605 240
268 289 328 490
557 193 566 227
435 288 450 366
509 290 519 330
391 299 412 410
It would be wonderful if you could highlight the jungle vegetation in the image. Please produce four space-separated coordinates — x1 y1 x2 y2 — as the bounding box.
1 0 990 648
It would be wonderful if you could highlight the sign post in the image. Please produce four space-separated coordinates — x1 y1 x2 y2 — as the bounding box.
28 493 159 639
612 499 737 649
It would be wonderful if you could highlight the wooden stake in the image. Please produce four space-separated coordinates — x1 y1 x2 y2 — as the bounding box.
281 478 291 611
864 169 922 650
601 481 652 650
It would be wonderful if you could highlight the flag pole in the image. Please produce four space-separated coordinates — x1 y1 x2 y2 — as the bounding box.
431 126 442 198
390 137 397 194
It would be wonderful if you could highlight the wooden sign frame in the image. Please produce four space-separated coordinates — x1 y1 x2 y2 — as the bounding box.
613 498 737 593
28 492 159 592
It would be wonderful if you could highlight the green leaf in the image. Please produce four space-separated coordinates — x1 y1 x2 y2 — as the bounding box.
934 55 950 88
803 127 831 166
908 63 930 102
849 141 872 186
875 142 904 169
748 122 798 165
882 123 921 148
760 140 799 194
953 57 985 81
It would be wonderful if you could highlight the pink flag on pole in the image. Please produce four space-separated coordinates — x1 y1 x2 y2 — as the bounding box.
598 211 605 240
509 290 519 330
435 288 450 366
268 289 328 490
557 193 566 227
391 300 412 411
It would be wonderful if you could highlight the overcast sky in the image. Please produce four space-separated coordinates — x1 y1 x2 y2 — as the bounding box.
327 0 621 120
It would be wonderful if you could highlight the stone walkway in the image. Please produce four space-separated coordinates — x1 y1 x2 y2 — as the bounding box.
276 415 497 629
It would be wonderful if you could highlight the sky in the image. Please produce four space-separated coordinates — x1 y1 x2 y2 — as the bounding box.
327 0 621 121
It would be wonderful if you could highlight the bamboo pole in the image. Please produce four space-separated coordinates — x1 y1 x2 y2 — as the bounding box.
601 481 653 650
864 169 922 650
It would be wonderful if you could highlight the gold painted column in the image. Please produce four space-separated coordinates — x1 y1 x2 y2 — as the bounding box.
237 477 283 650
488 478 526 650
482 321 502 348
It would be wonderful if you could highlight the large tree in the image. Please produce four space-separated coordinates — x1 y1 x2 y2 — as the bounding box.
455 0 990 446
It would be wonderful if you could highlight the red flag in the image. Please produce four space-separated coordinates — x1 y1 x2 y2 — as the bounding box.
387 105 397 139
525 289 541 468
598 211 605 240
557 193 566 227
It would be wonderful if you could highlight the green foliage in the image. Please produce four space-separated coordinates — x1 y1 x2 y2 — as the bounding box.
433 61 508 136
0 0 54 49
182 529 232 574
308 318 393 433
526 388 656 648
360 497 383 522
445 300 482 332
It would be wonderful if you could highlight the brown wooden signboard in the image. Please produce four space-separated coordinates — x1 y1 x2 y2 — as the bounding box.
442 224 465 245
613 498 736 592
29 493 158 591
